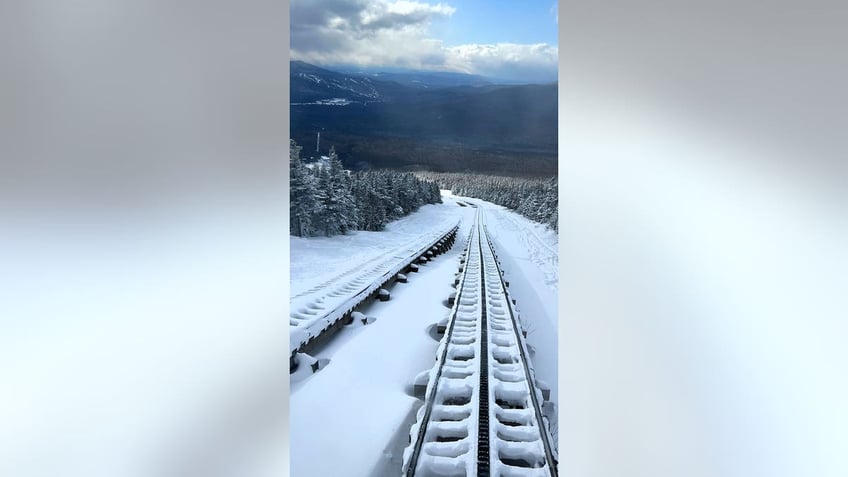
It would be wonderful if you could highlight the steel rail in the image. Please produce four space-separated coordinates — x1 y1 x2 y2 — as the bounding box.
404 210 557 476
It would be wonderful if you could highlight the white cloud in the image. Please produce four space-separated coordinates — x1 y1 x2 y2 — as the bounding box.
385 1 455 17
290 0 558 82
444 43 558 82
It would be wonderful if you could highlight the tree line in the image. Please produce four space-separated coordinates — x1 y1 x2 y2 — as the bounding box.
290 140 442 237
416 172 558 231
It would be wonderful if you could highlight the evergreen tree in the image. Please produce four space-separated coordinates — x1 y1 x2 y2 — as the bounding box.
330 147 358 233
416 171 558 232
314 147 358 236
289 140 319 237
290 144 448 237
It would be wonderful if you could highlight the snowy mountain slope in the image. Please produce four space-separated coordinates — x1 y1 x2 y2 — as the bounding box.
290 199 478 476
291 60 508 104
290 246 465 476
289 193 559 475
290 203 460 297
290 60 407 104
289 203 464 298
479 202 559 292
334 66 496 89
289 203 463 351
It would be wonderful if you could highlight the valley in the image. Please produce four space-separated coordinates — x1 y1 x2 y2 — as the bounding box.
290 61 558 177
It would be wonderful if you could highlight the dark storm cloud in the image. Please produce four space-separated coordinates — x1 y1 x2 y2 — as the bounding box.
291 0 455 52
290 0 366 29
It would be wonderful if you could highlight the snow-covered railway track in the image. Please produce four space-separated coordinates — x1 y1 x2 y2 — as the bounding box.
403 211 557 477
289 222 459 365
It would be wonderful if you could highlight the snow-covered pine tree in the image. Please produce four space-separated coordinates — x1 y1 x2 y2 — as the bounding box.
373 171 398 222
289 139 301 165
314 147 358 236
415 171 557 231
289 139 319 237
365 187 387 230
310 164 330 235
543 177 558 231
400 173 422 212
350 172 368 230
290 146 446 237
330 147 358 233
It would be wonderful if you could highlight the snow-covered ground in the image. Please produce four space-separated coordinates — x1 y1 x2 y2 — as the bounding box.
290 193 558 475
289 204 461 351
290 203 463 299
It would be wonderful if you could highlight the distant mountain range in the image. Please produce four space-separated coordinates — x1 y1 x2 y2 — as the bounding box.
290 61 557 176
290 61 401 103
333 65 509 88
290 60 511 103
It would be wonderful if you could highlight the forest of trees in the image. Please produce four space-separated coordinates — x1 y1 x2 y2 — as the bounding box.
416 172 558 231
290 140 442 237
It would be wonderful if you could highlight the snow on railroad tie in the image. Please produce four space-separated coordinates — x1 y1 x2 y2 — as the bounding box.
403 210 557 477
348 311 375 326
291 353 331 381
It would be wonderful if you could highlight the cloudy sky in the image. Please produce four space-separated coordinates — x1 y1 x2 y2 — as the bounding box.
290 0 558 83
